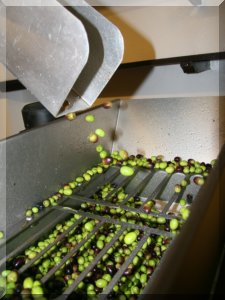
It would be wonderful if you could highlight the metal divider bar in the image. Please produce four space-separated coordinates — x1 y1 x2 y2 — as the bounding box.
121 171 154 205
40 220 105 284
162 194 180 215
104 169 139 202
99 233 150 299
78 167 120 198
65 194 176 220
61 226 126 298
18 216 85 274
0 210 72 267
57 206 173 238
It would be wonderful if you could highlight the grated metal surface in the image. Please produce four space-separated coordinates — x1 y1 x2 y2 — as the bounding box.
0 165 202 298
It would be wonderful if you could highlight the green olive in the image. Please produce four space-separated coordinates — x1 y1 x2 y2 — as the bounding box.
23 277 33 289
159 161 167 169
0 231 4 240
165 166 175 174
95 278 108 289
95 128 106 138
120 166 134 177
99 150 108 159
31 285 44 296
124 232 137 245
96 145 104 153
7 271 18 283
63 188 73 196
85 114 95 123
84 221 94 232
169 219 179 230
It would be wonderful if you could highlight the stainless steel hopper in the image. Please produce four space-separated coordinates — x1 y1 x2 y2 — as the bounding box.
0 0 124 117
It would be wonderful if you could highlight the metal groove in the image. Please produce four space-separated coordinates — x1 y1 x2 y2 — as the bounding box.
162 194 179 215
99 233 150 299
41 220 105 284
78 167 120 198
140 175 171 208
57 206 173 238
0 210 72 267
104 169 139 202
61 226 126 298
18 217 85 274
121 171 153 205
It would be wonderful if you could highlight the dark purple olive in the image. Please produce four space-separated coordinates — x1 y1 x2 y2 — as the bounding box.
83 277 91 284
187 194 193 204
102 157 112 165
175 166 184 172
12 256 26 269
14 284 22 294
95 287 102 293
107 292 116 299
116 161 123 166
106 264 116 275
143 204 151 213
134 196 140 201
124 266 133 275
147 158 153 164
136 154 143 159
137 233 143 241
75 228 82 234
36 201 44 210
147 266 153 275
188 158 195 165
206 163 212 171
174 156 181 162
65 264 73 275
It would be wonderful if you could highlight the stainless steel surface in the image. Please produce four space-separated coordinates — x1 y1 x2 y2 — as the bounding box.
60 0 124 114
0 102 119 233
1 0 124 117
113 97 222 162
2 2 90 117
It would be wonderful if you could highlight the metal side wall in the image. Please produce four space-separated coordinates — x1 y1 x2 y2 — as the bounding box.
0 103 119 234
